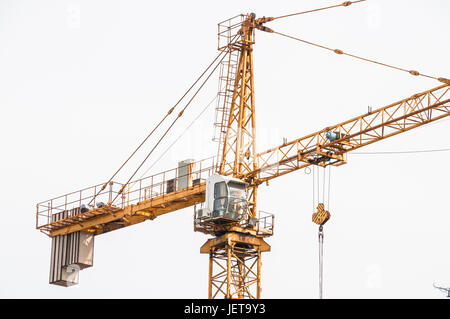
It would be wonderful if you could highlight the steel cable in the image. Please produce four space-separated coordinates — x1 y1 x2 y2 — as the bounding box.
89 47 230 206
271 30 448 84
318 225 324 299
327 166 331 212
312 165 316 212
130 94 218 188
111 49 230 204
272 0 367 21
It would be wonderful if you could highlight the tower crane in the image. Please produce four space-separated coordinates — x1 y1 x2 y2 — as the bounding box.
36 1 450 299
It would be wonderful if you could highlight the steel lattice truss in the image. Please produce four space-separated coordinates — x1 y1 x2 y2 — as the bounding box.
219 22 257 179
250 84 450 184
208 243 261 299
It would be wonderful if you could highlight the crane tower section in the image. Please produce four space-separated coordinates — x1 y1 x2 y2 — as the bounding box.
218 14 258 181
196 14 275 299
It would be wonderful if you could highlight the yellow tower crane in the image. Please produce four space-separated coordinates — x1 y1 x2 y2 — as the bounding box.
36 1 450 298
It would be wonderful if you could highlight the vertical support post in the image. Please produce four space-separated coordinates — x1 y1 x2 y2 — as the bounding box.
127 184 130 206
208 251 213 299
151 175 154 198
226 244 232 299
238 258 244 299
257 248 261 299
175 167 178 190
108 182 113 204
93 186 96 208
162 171 165 196
139 179 142 202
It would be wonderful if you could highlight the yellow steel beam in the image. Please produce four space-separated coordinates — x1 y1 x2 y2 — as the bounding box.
47 183 206 237
248 84 450 184
202 232 270 299
200 232 271 254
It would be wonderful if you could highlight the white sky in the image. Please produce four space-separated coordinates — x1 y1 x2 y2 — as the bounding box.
0 0 449 298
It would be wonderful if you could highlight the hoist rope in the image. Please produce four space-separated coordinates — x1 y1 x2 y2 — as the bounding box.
312 165 316 212
131 94 218 186
89 47 229 206
316 165 320 208
111 49 230 204
318 225 324 299
271 30 449 84
322 166 326 204
311 165 331 299
327 165 331 211
312 165 332 210
272 0 367 21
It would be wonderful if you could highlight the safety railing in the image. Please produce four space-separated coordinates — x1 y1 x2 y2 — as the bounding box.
217 14 245 51
193 205 275 237
36 157 217 231
256 210 274 236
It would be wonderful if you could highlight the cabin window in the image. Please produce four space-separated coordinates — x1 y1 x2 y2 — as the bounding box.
213 181 228 216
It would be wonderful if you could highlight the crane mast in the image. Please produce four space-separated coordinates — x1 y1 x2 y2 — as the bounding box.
198 13 270 299
218 14 258 219
35 2 450 299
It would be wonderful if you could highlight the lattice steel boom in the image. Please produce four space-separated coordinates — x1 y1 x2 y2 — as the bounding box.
247 84 450 185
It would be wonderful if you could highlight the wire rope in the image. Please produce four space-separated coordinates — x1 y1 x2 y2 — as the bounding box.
272 0 367 21
111 50 230 204
89 48 230 206
131 94 218 186
270 30 449 84
312 165 316 212
327 165 331 211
